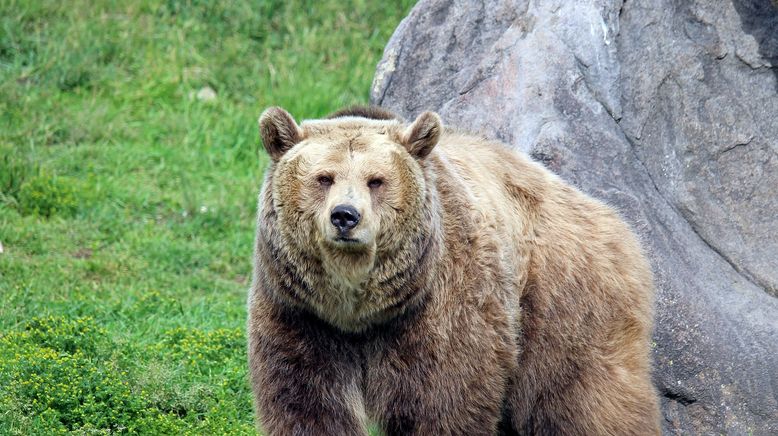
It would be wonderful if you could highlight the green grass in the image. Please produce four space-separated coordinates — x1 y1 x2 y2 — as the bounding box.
0 0 415 433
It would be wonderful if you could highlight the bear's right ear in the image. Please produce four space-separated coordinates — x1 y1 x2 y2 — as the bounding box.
259 107 302 162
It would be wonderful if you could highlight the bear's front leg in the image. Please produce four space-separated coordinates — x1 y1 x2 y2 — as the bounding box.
366 311 516 436
248 301 367 436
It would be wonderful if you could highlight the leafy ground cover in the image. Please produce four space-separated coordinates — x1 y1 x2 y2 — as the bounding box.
0 1 414 433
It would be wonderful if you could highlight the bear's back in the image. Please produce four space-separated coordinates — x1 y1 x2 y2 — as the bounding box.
431 132 552 256
432 130 652 316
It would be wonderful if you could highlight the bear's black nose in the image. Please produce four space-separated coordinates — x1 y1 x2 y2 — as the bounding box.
330 204 361 233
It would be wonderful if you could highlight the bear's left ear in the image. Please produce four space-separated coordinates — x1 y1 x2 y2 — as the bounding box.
259 107 303 162
401 111 442 159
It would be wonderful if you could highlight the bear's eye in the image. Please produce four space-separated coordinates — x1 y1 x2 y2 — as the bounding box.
317 175 334 187
367 178 383 189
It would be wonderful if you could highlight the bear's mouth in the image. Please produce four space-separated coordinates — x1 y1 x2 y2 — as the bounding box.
334 236 361 244
328 235 371 252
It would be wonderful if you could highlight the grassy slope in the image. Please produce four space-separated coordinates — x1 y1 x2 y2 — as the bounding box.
0 0 414 433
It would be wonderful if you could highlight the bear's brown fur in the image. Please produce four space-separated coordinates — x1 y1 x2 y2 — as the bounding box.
248 106 660 435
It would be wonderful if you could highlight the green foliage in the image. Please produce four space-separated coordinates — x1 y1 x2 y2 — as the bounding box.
1 316 142 433
0 0 414 433
0 316 253 434
17 173 78 218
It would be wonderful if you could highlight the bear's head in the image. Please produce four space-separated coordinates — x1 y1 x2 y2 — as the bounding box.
257 107 442 328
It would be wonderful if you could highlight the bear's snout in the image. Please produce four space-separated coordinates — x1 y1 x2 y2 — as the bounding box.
330 204 361 235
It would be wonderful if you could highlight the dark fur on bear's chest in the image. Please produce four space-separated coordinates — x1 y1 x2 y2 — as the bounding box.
251 280 517 434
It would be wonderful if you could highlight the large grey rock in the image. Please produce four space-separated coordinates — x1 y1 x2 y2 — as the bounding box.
371 0 778 434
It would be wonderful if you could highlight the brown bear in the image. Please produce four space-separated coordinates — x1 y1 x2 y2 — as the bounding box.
247 105 660 435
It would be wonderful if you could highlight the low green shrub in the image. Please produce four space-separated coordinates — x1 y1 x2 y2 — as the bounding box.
159 326 245 373
0 316 150 432
17 174 78 218
0 316 253 434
